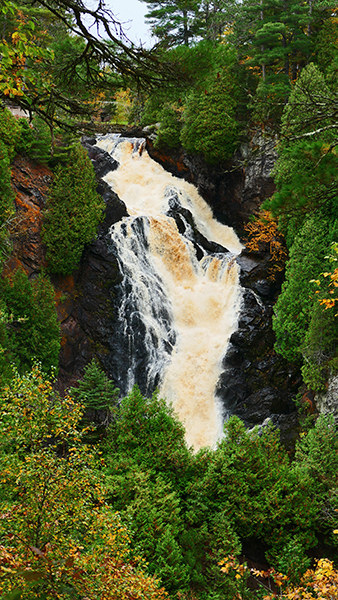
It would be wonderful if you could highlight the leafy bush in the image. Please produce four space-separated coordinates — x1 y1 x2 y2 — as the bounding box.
1 268 60 374
244 209 288 281
42 144 104 275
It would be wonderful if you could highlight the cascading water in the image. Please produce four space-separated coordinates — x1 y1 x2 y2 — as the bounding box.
96 134 243 450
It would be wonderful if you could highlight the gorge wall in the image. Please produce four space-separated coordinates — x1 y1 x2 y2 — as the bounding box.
8 133 301 447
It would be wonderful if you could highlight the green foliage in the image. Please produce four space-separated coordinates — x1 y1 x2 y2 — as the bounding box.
140 0 200 46
70 359 119 440
70 358 119 412
301 300 338 392
42 144 104 275
273 217 330 362
0 139 15 267
154 104 182 149
1 268 60 375
275 537 311 585
16 117 52 164
0 367 168 600
314 16 338 74
294 414 338 498
180 66 238 163
0 106 21 161
104 386 197 593
265 65 338 242
0 300 14 387
0 107 18 267
106 384 192 488
195 417 318 554
108 468 189 590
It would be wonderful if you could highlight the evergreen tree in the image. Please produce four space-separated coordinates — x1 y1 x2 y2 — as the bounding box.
42 144 104 275
70 359 119 438
71 359 119 413
197 0 239 41
180 58 238 163
272 217 330 362
140 0 201 46
1 269 60 374
301 300 338 392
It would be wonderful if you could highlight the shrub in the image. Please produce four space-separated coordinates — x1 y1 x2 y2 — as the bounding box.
244 209 288 281
42 144 104 275
1 268 60 374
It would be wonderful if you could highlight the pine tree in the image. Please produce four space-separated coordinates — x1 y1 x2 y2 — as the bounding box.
70 359 119 413
180 57 238 163
140 0 201 46
42 144 104 275
272 217 330 362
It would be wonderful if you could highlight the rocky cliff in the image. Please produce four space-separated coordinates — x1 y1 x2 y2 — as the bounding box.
7 135 301 445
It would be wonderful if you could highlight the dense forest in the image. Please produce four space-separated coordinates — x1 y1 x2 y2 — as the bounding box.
1 0 338 598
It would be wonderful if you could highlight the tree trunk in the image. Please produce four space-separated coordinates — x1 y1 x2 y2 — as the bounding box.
183 8 189 45
260 0 266 80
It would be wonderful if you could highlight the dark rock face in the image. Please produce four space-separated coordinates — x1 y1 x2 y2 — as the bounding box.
144 134 300 444
5 155 52 277
55 142 128 392
57 136 300 444
146 135 277 232
7 135 299 443
215 249 301 446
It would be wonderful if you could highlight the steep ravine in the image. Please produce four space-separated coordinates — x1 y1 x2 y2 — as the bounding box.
8 137 301 446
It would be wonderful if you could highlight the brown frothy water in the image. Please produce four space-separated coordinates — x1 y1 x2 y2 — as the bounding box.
96 136 242 449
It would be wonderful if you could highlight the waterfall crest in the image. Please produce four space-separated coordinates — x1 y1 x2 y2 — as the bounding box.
96 134 243 449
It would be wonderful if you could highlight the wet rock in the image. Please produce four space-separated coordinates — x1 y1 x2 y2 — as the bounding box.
82 139 119 179
146 132 277 232
315 375 338 423
251 279 271 298
4 156 52 278
166 194 229 257
216 255 301 446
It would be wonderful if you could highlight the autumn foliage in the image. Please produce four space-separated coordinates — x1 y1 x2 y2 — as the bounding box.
314 242 338 314
219 556 338 600
0 367 168 600
244 210 287 281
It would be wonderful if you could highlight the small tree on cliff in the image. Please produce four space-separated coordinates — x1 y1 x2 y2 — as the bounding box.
42 144 104 275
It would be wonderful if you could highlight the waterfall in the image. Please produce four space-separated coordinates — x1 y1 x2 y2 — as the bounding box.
96 134 243 450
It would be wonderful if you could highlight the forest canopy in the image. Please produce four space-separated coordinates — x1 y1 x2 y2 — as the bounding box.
1 0 338 598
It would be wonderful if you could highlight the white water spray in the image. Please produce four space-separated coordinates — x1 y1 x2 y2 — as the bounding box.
96 134 243 449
